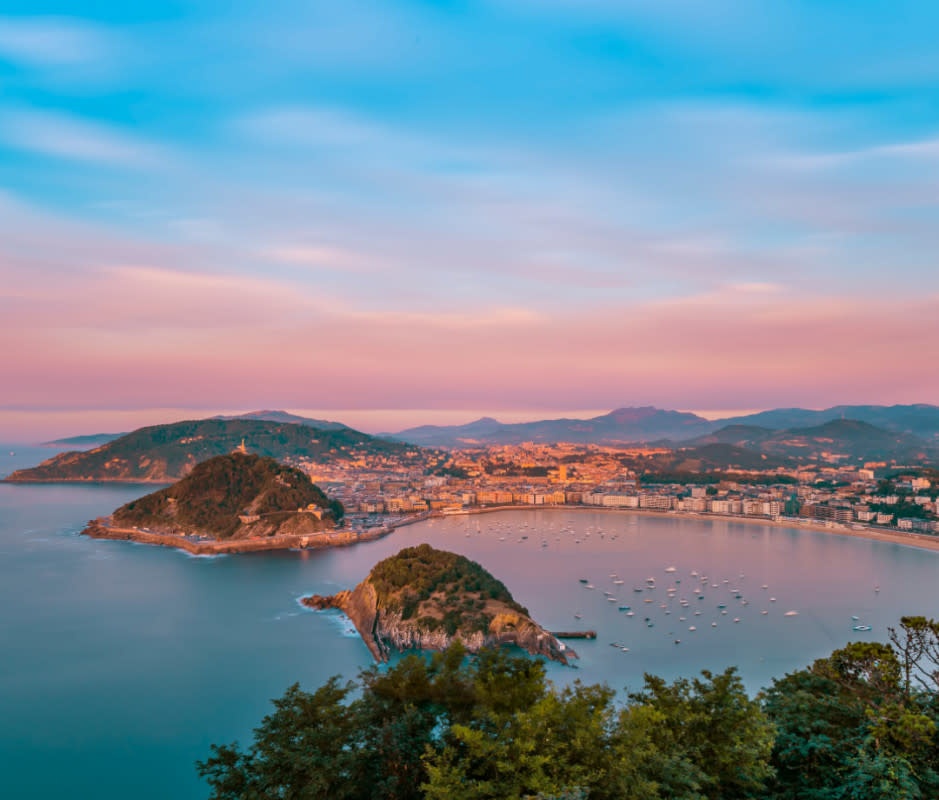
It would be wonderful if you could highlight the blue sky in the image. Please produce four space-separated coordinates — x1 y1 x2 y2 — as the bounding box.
1 1 938 436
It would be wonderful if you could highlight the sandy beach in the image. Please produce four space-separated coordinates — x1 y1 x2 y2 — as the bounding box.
445 504 939 554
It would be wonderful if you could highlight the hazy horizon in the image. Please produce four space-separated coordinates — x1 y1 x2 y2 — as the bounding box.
0 402 922 444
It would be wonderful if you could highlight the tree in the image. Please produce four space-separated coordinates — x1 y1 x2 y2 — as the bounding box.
762 640 939 799
197 678 360 800
629 668 775 799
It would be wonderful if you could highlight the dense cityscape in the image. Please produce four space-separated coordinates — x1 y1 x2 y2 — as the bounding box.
291 442 939 539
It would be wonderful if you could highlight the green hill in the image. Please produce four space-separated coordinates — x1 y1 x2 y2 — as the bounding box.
4 418 412 482
760 419 935 463
114 453 343 539
304 544 572 664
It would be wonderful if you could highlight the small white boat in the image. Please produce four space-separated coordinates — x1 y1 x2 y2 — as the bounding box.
784 611 798 617
733 618 740 623
688 625 696 631
770 597 776 602
853 624 872 631
711 622 717 627
761 610 768 615
665 566 677 573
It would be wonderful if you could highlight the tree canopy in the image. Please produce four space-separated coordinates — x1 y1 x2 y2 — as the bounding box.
199 616 939 800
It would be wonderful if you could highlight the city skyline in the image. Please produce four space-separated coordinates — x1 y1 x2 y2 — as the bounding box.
3 2 938 427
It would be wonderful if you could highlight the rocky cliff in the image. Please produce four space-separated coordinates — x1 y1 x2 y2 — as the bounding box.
303 544 575 665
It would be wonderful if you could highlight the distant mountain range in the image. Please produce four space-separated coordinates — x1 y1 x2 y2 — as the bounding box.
384 407 713 447
385 404 939 449
42 432 128 449
22 404 939 480
688 419 934 464
8 418 408 483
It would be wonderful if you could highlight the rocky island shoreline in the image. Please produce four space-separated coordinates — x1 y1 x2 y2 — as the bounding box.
302 544 576 665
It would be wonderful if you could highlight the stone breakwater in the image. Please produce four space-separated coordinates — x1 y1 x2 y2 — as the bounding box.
81 518 390 555
303 581 577 666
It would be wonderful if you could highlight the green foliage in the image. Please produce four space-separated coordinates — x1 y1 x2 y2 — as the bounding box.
115 453 343 538
629 668 776 799
199 617 939 800
762 631 939 799
368 544 528 638
199 644 777 800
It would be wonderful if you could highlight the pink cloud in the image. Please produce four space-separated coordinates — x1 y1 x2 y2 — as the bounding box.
2 267 936 414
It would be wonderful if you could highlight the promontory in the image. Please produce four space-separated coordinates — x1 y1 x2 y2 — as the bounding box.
3 417 412 483
82 452 344 549
303 543 576 665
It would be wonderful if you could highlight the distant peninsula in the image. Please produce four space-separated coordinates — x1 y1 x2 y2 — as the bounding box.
83 453 345 550
41 432 126 449
5 417 410 483
303 543 575 665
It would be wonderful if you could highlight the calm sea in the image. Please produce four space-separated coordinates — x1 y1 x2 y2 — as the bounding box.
2 445 937 800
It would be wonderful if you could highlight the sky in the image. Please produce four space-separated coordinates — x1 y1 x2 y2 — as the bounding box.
2 1 939 440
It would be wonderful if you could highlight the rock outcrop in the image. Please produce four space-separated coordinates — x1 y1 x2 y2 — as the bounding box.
303 544 576 665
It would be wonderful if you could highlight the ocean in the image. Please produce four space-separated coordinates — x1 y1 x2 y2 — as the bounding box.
2 445 936 799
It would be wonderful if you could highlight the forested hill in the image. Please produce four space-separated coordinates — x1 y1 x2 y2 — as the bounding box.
304 544 572 664
113 453 343 539
4 418 411 483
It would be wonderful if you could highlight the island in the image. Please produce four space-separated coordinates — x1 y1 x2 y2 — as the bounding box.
82 452 352 554
303 543 576 665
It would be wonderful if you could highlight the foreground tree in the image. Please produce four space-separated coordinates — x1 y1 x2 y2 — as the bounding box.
762 638 939 799
198 621 939 800
199 643 776 800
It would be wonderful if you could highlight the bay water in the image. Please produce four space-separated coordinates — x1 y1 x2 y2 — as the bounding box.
2 445 938 799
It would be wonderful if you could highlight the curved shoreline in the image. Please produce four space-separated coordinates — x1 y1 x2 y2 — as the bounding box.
81 518 397 555
77 505 939 556
438 505 939 554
